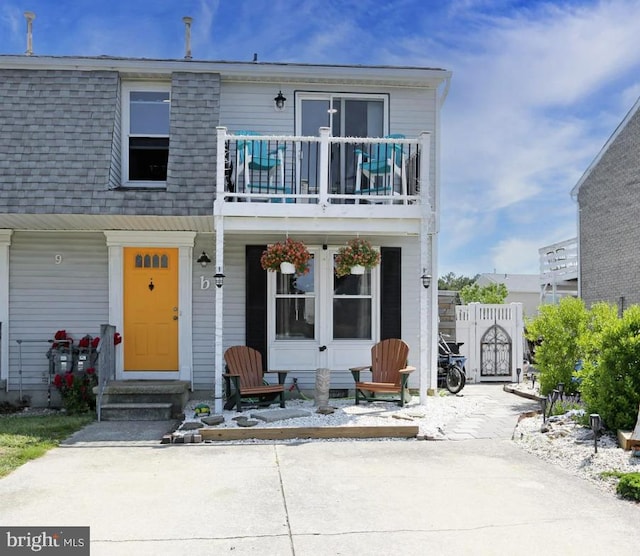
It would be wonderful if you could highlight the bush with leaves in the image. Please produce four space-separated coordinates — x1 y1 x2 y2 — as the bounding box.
617 472 640 501
525 297 589 396
459 282 508 304
579 304 640 431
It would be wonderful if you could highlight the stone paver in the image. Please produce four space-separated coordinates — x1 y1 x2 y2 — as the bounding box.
442 384 539 440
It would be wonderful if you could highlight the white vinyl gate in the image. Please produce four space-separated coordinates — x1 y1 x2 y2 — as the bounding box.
455 303 525 383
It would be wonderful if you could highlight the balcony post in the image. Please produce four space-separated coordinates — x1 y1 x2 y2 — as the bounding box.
318 127 330 205
216 126 227 200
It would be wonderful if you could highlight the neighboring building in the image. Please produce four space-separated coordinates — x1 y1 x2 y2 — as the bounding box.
476 273 541 317
571 96 640 310
0 45 450 412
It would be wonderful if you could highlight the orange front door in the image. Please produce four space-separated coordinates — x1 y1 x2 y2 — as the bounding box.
123 248 179 371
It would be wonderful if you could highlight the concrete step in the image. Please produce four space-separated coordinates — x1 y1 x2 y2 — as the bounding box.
100 402 173 421
96 380 189 419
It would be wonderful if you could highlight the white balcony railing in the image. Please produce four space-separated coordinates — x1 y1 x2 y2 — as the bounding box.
216 126 429 206
539 237 578 284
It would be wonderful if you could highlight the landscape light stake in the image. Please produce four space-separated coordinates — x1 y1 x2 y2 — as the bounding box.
590 414 601 454
548 389 560 419
516 367 521 384
540 398 547 423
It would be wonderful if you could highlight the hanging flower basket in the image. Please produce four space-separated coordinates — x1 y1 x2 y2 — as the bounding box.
335 238 380 277
261 238 311 275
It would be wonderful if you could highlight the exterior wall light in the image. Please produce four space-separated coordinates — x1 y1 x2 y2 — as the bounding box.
214 271 225 288
274 90 286 111
421 271 432 289
196 251 211 267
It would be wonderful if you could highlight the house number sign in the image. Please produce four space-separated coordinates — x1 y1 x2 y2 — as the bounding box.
54 254 63 264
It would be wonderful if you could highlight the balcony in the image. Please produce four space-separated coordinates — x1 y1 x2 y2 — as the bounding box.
539 237 579 302
214 127 431 228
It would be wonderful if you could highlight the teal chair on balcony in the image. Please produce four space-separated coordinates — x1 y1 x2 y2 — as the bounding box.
354 134 407 202
235 131 291 202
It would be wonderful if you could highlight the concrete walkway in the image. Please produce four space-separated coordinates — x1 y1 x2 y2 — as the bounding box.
0 385 638 556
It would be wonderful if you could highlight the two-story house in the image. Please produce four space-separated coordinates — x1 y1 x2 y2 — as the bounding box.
0 51 450 414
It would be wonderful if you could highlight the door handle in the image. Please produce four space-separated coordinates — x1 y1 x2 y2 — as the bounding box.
319 345 327 352
172 315 179 320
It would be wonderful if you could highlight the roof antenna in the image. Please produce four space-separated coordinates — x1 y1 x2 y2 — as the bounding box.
253 53 258 63
24 11 35 56
182 16 193 60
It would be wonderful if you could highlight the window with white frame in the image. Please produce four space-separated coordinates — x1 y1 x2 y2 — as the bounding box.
121 83 171 185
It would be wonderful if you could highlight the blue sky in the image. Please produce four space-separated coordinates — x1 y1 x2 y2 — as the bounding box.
1 0 638 277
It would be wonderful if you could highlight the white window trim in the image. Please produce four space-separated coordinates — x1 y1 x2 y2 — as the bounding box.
121 82 171 188
294 92 389 136
267 245 380 345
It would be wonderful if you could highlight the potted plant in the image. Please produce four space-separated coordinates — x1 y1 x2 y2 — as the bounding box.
335 238 380 277
261 238 311 275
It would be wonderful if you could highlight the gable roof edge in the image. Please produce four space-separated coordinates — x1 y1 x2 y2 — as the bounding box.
571 96 640 200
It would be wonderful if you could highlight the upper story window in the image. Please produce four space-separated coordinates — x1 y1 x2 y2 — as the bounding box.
121 83 171 186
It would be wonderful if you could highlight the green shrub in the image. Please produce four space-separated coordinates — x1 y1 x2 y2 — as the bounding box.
616 472 640 501
526 298 589 396
580 305 640 431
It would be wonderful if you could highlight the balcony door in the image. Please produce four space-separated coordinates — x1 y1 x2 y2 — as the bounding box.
296 94 388 193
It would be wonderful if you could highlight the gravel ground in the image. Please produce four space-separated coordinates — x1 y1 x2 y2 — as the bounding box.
509 383 640 497
181 393 484 441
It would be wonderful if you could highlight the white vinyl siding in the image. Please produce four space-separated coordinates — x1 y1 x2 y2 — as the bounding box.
7 232 109 395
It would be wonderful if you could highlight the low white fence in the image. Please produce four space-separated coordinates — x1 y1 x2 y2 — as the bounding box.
455 302 525 383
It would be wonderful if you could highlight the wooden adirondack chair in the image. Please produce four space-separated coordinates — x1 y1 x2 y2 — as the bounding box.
223 346 288 412
350 339 416 407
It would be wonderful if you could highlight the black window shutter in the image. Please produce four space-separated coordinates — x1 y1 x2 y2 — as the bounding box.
380 247 402 340
245 246 268 371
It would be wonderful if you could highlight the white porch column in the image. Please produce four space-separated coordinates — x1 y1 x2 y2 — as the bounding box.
318 127 330 205
216 126 228 199
0 230 12 388
419 131 434 404
214 215 225 414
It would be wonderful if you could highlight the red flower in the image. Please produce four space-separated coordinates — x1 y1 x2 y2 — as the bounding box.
54 330 67 341
86 367 95 375
113 333 122 345
91 337 100 349
65 373 74 388
53 374 63 388
78 336 91 348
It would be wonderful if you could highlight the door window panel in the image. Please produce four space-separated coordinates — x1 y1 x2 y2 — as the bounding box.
275 257 315 339
332 263 373 340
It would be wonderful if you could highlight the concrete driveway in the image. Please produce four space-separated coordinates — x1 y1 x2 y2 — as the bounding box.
0 432 639 555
